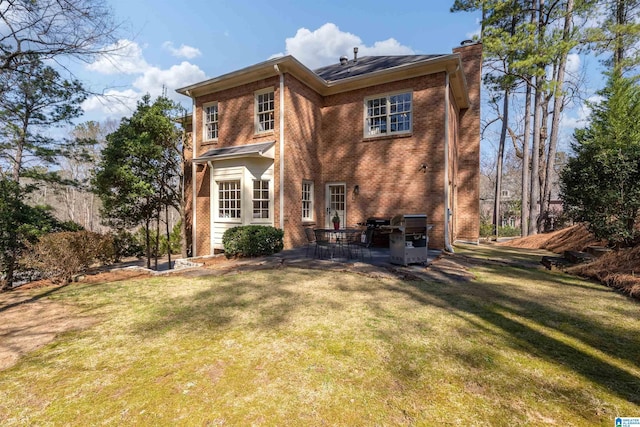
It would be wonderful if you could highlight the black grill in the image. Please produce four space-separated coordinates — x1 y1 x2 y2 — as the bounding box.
364 217 390 229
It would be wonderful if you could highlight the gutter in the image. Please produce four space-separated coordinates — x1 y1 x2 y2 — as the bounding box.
443 69 456 253
187 93 197 257
274 64 285 229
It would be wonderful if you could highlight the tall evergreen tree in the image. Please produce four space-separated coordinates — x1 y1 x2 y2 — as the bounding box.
93 95 184 269
560 74 640 246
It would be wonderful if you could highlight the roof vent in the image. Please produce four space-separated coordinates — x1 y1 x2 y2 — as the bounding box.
339 55 348 65
460 39 475 46
353 46 358 63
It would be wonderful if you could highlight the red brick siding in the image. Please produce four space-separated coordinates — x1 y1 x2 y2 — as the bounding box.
282 74 323 247
453 43 482 242
183 44 482 253
321 74 447 248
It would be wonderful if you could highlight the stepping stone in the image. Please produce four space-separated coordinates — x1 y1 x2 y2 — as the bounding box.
541 256 572 271
564 250 595 264
586 246 612 258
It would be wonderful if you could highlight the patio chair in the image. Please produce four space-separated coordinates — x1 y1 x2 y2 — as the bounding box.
313 229 334 259
349 228 374 260
304 227 316 257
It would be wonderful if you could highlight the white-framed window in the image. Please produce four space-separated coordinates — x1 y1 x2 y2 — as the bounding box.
302 181 314 221
252 180 270 219
218 180 241 219
501 189 510 198
204 102 218 141
364 91 412 137
255 88 274 133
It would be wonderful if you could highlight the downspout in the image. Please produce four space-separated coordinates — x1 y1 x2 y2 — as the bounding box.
187 91 197 257
274 64 285 229
443 68 457 253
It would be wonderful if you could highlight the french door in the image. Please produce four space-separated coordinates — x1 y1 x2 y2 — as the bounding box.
325 183 346 228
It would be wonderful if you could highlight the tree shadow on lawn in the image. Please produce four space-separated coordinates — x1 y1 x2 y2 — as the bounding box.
387 263 640 406
132 264 640 409
134 270 347 336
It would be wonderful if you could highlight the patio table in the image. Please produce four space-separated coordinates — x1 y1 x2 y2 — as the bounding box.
313 228 363 259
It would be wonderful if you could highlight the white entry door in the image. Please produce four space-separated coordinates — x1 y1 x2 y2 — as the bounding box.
325 183 346 228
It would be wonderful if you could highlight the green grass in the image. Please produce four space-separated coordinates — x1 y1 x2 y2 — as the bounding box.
1 245 639 425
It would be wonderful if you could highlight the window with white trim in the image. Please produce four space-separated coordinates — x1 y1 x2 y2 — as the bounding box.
364 91 412 137
255 89 274 133
218 180 241 219
204 102 218 141
302 181 314 221
252 180 270 219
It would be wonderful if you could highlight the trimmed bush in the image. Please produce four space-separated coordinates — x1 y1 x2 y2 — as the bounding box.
22 231 115 283
222 225 284 258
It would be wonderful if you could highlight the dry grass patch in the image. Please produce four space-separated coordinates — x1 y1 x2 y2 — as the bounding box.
0 253 639 425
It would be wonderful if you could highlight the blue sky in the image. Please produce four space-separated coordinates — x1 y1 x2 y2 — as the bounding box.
77 0 482 117
73 0 605 154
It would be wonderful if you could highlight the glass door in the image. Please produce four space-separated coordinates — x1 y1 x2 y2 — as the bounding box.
325 183 346 228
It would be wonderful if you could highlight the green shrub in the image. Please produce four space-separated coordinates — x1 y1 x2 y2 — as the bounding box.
222 225 284 258
112 229 144 260
497 225 520 237
160 221 182 255
22 231 115 283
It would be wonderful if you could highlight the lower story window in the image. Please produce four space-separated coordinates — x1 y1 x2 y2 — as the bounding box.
218 180 241 219
302 181 313 221
253 180 270 219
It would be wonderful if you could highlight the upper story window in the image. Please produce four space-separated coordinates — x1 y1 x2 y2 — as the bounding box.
255 88 274 133
204 102 218 141
302 181 314 221
364 91 412 137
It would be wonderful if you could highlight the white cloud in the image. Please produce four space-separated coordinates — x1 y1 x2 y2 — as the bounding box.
162 41 202 59
467 19 481 40
133 61 206 100
83 41 207 116
566 53 581 75
561 94 603 131
276 23 415 69
82 89 140 116
86 39 150 75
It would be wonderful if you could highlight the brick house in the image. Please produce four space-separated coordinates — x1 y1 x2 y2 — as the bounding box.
177 41 482 256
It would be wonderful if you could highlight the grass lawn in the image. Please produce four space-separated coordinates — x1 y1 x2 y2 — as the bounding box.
1 245 639 425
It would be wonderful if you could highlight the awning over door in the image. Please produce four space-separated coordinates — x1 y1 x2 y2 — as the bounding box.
193 141 275 163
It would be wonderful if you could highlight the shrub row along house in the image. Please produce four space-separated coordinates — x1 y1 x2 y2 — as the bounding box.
177 41 482 255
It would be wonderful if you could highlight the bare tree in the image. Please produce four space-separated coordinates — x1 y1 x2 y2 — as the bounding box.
0 0 120 76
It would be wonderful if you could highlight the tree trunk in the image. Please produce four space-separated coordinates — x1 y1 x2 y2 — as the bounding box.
521 79 532 236
542 0 574 230
614 0 625 74
494 88 510 238
145 217 151 269
154 214 160 270
165 204 172 270
528 0 545 236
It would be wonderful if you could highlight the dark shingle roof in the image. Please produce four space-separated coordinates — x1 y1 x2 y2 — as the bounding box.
313 55 446 82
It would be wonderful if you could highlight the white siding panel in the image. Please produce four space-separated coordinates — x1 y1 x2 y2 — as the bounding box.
210 158 274 250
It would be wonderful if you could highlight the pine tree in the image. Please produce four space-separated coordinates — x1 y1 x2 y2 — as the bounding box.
560 75 640 246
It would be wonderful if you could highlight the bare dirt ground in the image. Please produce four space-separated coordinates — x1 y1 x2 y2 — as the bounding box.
0 286 96 370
